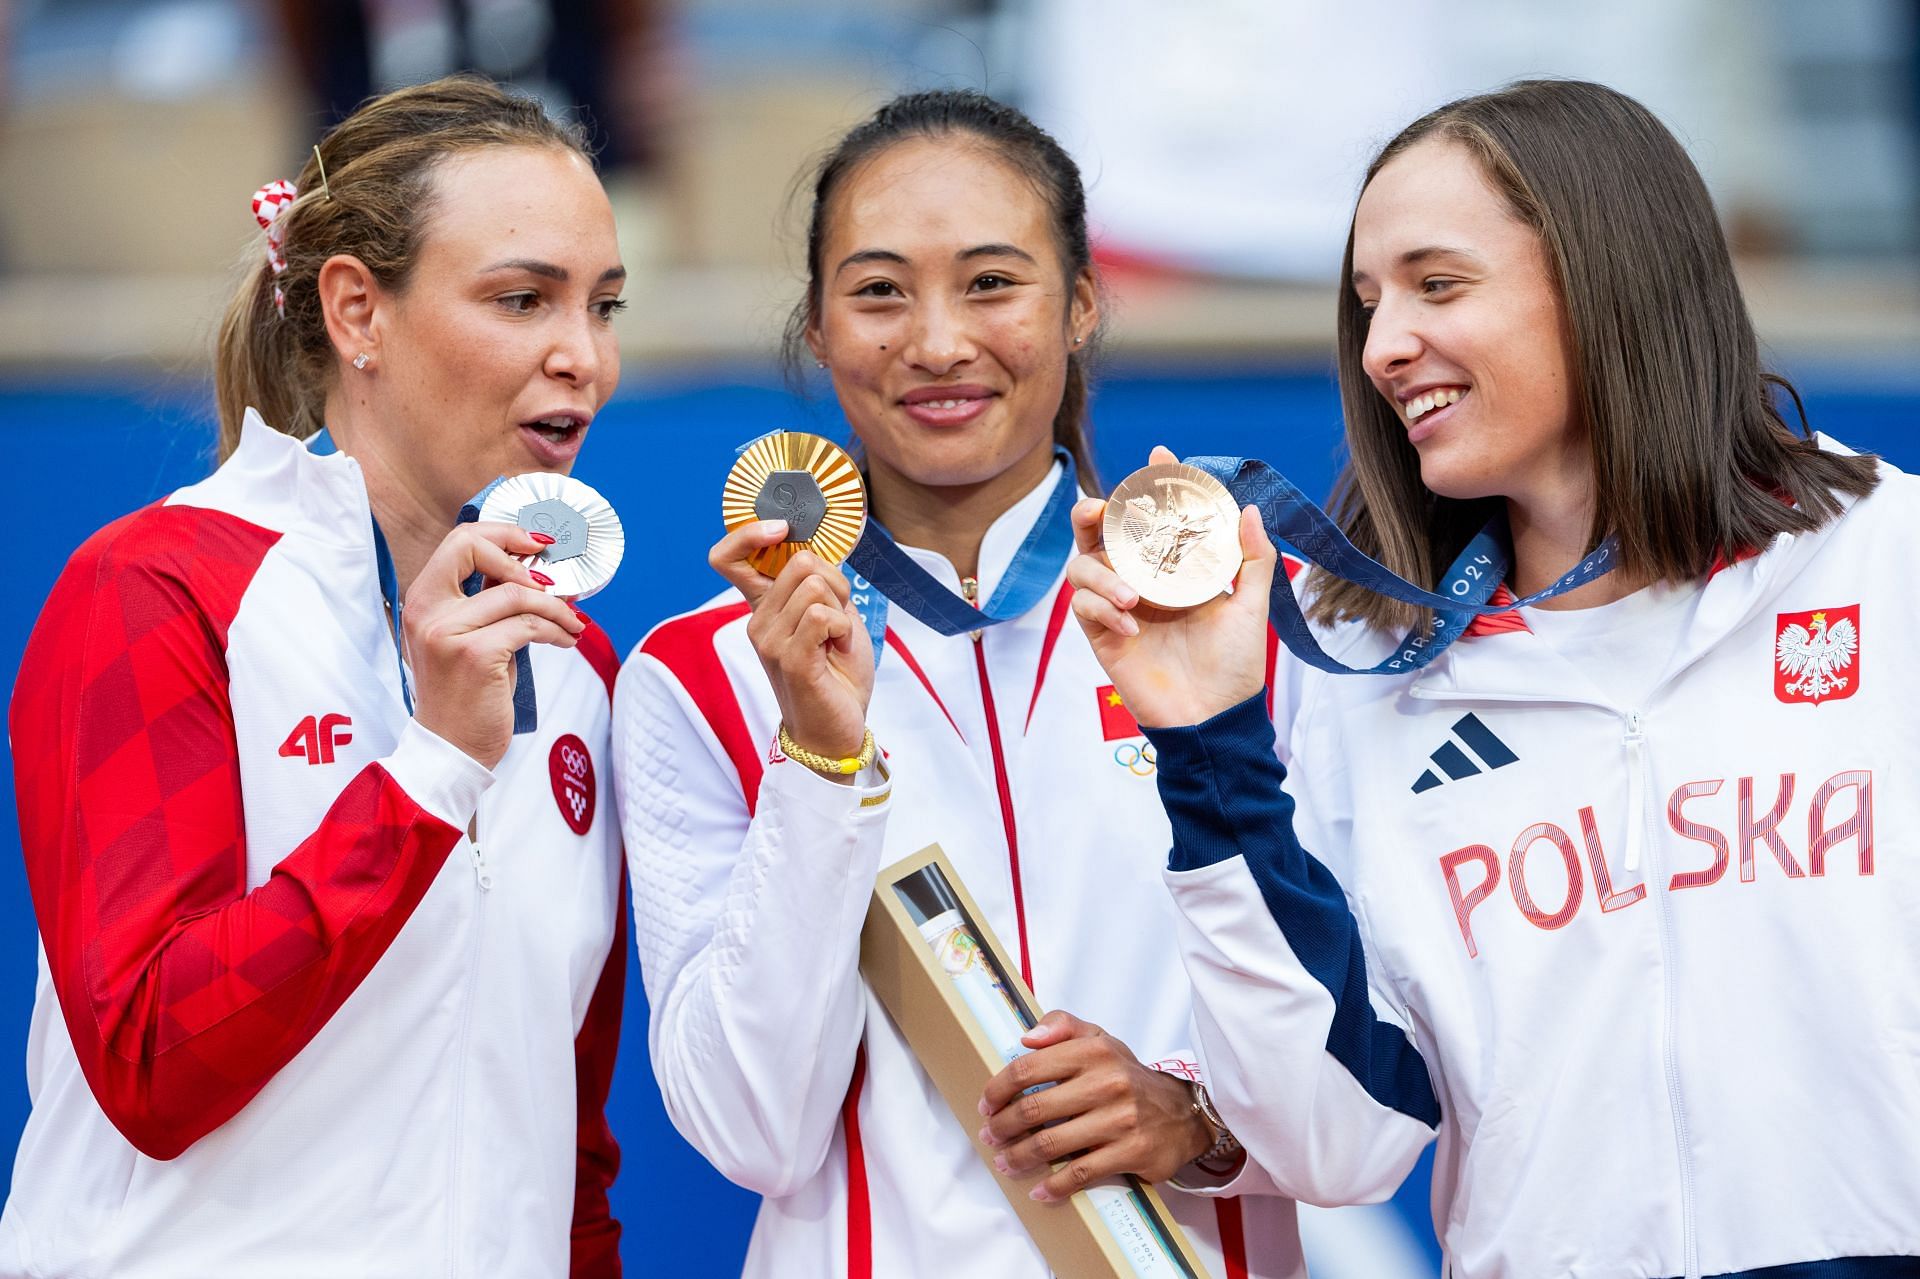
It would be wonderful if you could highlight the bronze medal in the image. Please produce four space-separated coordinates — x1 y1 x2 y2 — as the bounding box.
1103 463 1243 609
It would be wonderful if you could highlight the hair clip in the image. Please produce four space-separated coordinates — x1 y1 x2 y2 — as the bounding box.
251 179 298 317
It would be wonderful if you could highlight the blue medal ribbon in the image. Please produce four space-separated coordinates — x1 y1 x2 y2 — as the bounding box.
310 429 415 713
733 435 1613 679
309 430 535 730
1185 456 1618 675
842 448 1078 663
735 434 1078 664
459 477 539 735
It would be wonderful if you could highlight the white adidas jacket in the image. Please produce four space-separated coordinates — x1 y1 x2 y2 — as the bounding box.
2 412 626 1279
614 464 1304 1278
1150 447 1920 1278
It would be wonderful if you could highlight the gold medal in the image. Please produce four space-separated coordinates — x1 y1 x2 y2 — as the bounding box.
1103 463 1243 609
722 432 868 576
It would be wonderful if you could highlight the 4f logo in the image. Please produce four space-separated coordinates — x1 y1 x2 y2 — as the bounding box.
279 714 353 765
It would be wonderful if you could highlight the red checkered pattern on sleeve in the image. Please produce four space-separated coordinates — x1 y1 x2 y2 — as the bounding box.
12 502 465 1160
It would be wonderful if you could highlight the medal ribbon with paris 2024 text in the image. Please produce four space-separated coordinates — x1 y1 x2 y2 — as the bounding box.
749 434 1616 675
1183 455 1618 674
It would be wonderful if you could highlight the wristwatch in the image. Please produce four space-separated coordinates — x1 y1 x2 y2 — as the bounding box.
1187 1081 1243 1176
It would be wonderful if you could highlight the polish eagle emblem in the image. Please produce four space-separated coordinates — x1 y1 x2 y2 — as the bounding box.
1774 607 1860 704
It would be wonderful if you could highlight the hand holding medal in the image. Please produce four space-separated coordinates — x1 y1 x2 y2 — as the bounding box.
714 433 876 770
433 472 626 743
476 472 626 600
1102 461 1245 609
1069 446 1278 731
721 432 869 574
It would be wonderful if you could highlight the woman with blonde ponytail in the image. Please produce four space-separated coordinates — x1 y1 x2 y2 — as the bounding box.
4 76 631 1278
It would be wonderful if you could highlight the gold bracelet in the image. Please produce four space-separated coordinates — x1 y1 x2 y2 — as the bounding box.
777 723 877 776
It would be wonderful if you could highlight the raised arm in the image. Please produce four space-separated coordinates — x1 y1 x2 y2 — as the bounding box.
1063 459 1439 1203
1146 696 1439 1204
614 523 890 1196
12 508 571 1159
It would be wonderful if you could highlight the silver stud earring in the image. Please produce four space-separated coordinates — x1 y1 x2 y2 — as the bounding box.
352 352 370 370
815 359 827 369
1074 336 1085 346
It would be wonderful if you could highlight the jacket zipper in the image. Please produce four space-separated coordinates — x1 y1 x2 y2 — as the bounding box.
445 813 492 1276
1412 685 1698 1275
963 575 1033 990
1622 713 1647 873
1624 708 1698 1278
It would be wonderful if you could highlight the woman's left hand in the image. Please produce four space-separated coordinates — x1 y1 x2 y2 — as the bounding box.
977 1011 1212 1200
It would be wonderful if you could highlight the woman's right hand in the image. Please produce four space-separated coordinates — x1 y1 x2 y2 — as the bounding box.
1068 446 1276 729
710 521 875 770
406 522 587 768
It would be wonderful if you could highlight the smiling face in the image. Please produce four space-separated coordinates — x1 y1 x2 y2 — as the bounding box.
805 135 1095 506
357 144 625 517
1350 136 1586 514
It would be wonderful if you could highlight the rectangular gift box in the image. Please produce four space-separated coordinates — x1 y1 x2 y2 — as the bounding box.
859 844 1212 1279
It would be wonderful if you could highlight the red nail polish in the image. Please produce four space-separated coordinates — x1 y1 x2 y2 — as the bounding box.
528 531 556 545
529 570 555 586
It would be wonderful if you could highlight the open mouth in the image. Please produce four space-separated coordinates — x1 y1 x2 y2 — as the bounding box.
1405 386 1468 425
525 414 585 444
518 413 590 465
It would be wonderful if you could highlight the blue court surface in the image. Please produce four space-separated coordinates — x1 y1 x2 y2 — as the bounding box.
2 362 1915 1274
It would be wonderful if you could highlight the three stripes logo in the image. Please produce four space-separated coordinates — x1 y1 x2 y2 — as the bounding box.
1411 713 1518 794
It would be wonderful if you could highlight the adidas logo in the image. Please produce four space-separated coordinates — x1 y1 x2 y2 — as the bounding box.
1411 713 1518 794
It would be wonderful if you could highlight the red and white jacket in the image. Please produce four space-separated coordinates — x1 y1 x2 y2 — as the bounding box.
1154 444 1920 1277
614 463 1305 1279
2 411 626 1279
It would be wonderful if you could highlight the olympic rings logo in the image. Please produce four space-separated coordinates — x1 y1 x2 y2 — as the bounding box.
559 743 589 779
1112 742 1157 776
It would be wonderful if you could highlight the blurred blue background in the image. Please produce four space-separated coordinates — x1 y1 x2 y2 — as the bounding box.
1 0 1916 1272
3 361 1916 1273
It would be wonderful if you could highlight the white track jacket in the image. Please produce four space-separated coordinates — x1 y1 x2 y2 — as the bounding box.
3 413 626 1279
615 463 1304 1279
1147 447 1920 1278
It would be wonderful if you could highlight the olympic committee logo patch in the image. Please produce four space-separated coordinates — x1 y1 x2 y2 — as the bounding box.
1774 605 1860 705
549 734 597 834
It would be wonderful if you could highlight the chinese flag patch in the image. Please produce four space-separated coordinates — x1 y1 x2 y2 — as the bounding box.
1097 684 1141 740
1774 604 1860 705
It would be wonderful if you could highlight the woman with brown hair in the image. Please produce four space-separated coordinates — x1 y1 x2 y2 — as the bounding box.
3 77 630 1277
615 89 1304 1277
1063 79 1916 1276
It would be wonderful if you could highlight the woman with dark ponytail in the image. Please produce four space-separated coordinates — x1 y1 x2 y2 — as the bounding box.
5 76 629 1277
615 90 1304 1277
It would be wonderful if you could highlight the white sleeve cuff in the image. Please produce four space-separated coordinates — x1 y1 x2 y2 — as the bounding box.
380 719 496 828
762 752 893 817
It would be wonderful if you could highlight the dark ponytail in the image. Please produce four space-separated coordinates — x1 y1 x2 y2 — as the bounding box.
781 89 1103 493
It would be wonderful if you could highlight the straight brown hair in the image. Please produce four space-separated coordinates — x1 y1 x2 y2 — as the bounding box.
214 75 591 459
1311 79 1879 633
